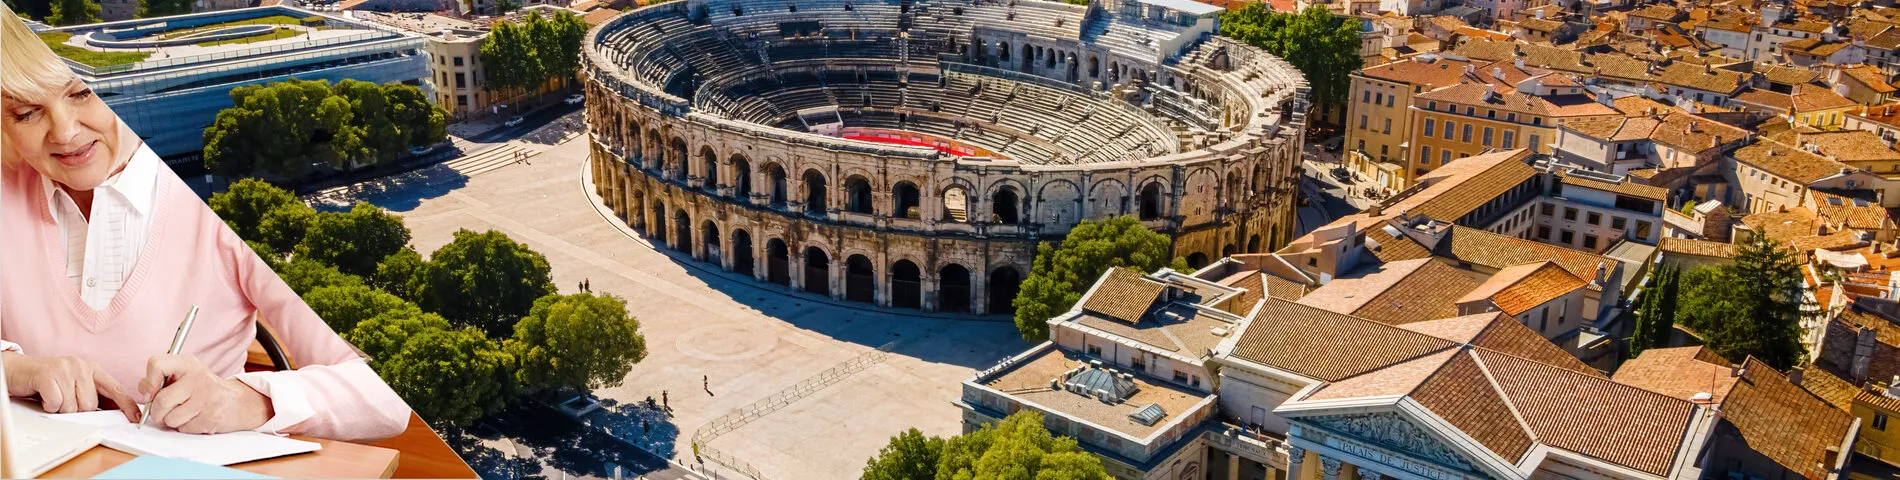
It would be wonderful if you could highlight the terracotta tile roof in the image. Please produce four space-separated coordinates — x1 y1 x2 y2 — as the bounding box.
1081 267 1167 322
1463 313 1602 375
1696 11 1754 32
1734 89 1795 111
582 8 621 25
1841 64 1898 94
1351 261 1490 325
1588 54 1749 94
1261 274 1310 301
1611 346 1739 403
1308 348 1459 400
1409 351 1537 460
1730 140 1854 184
1838 307 1900 346
1615 96 1676 116
1365 225 1434 263
1643 111 1751 153
1630 4 1681 20
1720 358 1857 480
1869 27 1900 50
1856 387 1900 415
1795 130 1900 163
1358 56 1483 88
1791 84 1859 112
1476 349 1697 476
1800 366 1859 411
1229 299 1456 381
1791 230 1865 251
1563 116 1628 138
1518 17 1563 32
1750 63 1824 87
1222 271 1267 312
1299 259 1437 315
1434 227 1613 287
1417 81 1621 119
1658 237 1738 258
1462 261 1588 315
1741 208 1820 244
1557 170 1669 201
1814 192 1891 230
1407 149 1540 221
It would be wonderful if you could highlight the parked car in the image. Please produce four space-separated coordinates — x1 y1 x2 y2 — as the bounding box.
408 143 441 156
565 93 586 105
504 115 526 127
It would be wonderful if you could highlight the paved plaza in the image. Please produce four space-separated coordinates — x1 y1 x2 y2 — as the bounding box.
351 125 1028 479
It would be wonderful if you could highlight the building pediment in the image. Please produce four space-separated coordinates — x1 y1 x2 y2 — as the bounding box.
1289 410 1509 480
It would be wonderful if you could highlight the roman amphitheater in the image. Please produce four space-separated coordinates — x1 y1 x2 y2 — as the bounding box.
582 0 1310 315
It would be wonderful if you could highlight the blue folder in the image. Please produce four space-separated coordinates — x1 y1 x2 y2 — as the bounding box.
92 455 277 479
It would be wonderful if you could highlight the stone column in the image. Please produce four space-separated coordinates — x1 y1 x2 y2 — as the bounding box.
1356 467 1381 480
1320 457 1342 480
1285 446 1304 480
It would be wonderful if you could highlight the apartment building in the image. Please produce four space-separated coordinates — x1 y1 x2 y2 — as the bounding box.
1406 68 1618 180
1344 54 1485 190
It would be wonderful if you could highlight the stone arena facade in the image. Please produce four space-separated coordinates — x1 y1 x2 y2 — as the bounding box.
582 0 1310 314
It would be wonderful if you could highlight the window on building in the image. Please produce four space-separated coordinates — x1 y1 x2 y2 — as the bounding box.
1541 204 1554 216
1444 121 1456 139
1423 119 1436 136
1363 91 1372 103
1428 101 1437 110
1583 235 1598 250
455 72 466 89
1441 150 1452 165
1465 106 1474 115
1173 370 1189 383
1483 127 1494 146
453 56 464 67
1503 131 1515 149
1560 229 1574 244
1360 115 1368 130
1375 92 1383 104
1587 212 1601 225
456 94 468 107
1537 225 1552 239
1381 145 1389 156
1386 95 1394 107
1462 124 1473 142
1533 118 1543 126
1564 207 1578 221
1383 118 1392 134
1487 109 1496 119
1508 113 1517 122
1529 134 1540 148
1131 356 1146 371
1879 413 1890 431
1087 344 1102 356
1421 146 1432 165
1612 217 1627 230
1636 220 1653 238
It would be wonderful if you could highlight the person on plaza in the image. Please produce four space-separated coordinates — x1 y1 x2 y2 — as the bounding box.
0 4 410 442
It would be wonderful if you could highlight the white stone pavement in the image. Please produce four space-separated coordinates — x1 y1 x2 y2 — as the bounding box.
391 134 1029 479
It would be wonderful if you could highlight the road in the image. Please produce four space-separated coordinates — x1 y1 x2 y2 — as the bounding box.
1293 140 1364 238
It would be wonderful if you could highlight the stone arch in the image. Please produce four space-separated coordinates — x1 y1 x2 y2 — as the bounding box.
1186 252 1210 269
803 168 829 215
891 259 922 309
651 199 669 245
765 162 789 207
673 209 692 253
941 184 972 222
630 189 647 232
644 129 664 168
1020 44 1033 70
845 254 876 303
701 219 722 263
1088 179 1128 219
843 174 874 214
999 41 1011 61
1138 181 1166 220
987 265 1023 315
1183 167 1219 224
767 238 791 285
1088 55 1100 78
1037 180 1082 227
732 228 754 276
1222 243 1236 257
669 137 690 180
892 181 922 219
991 185 1022 225
1247 234 1261 253
731 153 753 200
940 263 972 313
699 145 720 191
804 246 832 296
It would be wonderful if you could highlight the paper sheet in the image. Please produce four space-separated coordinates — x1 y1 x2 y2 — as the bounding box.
9 402 321 466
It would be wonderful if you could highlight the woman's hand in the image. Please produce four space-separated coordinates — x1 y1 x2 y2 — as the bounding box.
2 351 141 422
139 354 273 434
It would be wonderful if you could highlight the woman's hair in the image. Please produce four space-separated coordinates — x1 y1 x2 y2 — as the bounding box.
1 3 78 104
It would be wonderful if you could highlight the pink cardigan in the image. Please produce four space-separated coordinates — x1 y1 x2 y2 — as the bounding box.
0 164 411 442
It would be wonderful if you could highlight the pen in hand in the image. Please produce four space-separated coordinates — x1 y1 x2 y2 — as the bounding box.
140 305 198 430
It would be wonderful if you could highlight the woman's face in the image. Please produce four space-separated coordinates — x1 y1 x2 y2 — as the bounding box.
2 78 126 191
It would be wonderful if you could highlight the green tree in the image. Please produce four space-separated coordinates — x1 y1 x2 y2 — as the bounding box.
203 80 444 182
295 202 412 278
377 326 515 426
277 258 364 296
304 285 415 334
136 0 190 17
45 0 96 25
1219 5 1361 115
209 178 299 243
1012 216 1182 340
479 18 543 95
412 229 556 337
1677 235 1809 369
374 247 426 301
861 428 945 480
508 293 647 392
347 308 453 363
934 411 1107 480
1630 265 1681 356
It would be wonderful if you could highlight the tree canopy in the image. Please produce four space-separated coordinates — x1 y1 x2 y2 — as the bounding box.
1219 5 1361 109
508 293 647 392
1012 216 1183 340
412 229 556 337
277 258 364 296
295 202 412 278
861 411 1108 480
304 284 415 334
203 79 446 182
45 0 96 25
1630 264 1681 356
1675 235 1810 369
375 324 515 426
478 10 588 96
137 0 190 18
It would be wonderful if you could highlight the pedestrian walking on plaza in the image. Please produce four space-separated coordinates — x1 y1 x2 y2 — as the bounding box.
585 278 591 292
704 375 712 396
662 390 670 412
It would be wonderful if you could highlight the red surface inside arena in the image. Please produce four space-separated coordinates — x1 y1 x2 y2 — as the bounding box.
844 135 976 156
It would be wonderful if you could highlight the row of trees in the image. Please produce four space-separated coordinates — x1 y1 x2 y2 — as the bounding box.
11 0 203 25
860 411 1109 480
1629 235 1809 370
1629 264 1680 357
1218 5 1363 122
211 179 647 426
203 79 449 184
1010 216 1187 341
478 10 588 101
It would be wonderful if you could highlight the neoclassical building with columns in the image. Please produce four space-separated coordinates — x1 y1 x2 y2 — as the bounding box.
580 0 1309 314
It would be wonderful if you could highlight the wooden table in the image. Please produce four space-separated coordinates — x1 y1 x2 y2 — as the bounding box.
371 413 480 479
41 436 399 479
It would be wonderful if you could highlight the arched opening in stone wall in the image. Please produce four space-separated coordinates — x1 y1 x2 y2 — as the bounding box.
767 239 790 285
987 266 1022 316
673 209 692 253
803 169 829 216
1088 56 1099 78
999 41 1011 61
670 138 689 180
1247 234 1261 253
651 199 669 245
732 229 754 276
1222 244 1236 257
804 247 831 296
844 175 874 214
1139 183 1163 220
631 190 647 233
767 163 789 208
1019 44 1033 71
702 220 721 264
992 186 1020 225
700 146 720 192
845 254 875 303
942 186 969 222
1186 252 1209 269
732 154 753 201
891 260 921 309
645 129 663 168
893 182 921 219
1269 224 1280 251
940 264 971 313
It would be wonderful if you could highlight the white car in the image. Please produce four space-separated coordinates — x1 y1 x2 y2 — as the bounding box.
504 115 526 127
564 93 585 105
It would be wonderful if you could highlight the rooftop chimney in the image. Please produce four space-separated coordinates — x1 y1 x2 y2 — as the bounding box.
1493 66 1504 80
1517 58 1526 69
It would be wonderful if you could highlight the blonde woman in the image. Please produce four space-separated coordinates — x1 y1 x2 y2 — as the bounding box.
0 5 410 441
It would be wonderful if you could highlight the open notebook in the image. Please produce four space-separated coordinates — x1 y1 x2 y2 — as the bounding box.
7 401 320 466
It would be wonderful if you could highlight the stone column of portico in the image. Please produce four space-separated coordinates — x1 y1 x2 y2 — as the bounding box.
1320 457 1342 480
1227 450 1241 480
1357 465 1382 480
753 230 770 283
1286 446 1305 480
